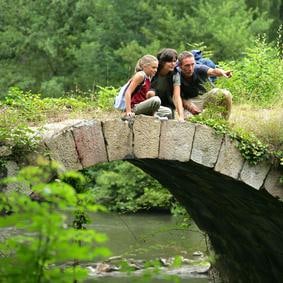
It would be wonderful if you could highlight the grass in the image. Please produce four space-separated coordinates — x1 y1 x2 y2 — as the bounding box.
229 104 283 152
37 107 122 124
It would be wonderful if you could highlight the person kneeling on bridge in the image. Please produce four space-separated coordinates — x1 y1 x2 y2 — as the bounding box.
123 55 172 120
177 51 232 120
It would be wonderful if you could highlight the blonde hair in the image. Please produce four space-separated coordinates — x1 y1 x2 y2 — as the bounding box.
135 54 158 72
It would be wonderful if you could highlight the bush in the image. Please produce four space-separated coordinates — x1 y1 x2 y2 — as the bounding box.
93 85 118 110
40 77 65 98
216 37 283 107
0 159 110 282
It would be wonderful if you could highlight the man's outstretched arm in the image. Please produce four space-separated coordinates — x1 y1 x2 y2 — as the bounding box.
207 68 232 78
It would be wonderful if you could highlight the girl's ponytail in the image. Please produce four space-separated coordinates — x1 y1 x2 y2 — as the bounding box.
134 55 158 73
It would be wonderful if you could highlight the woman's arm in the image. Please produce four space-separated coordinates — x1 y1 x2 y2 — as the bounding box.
172 72 184 121
172 84 185 122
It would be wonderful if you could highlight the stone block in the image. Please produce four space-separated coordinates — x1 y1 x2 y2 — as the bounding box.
4 161 31 194
240 160 271 190
25 141 50 166
0 145 12 157
103 119 133 161
159 120 195 161
215 136 245 178
72 120 108 168
191 124 223 168
133 115 161 159
5 161 18 191
263 168 283 200
42 120 83 171
42 119 82 140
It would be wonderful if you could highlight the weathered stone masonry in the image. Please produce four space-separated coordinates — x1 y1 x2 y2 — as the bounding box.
2 115 281 199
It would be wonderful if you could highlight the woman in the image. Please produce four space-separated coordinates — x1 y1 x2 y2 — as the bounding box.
151 48 185 122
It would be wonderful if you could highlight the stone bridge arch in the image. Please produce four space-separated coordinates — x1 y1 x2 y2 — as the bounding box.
1 115 283 282
35 116 282 199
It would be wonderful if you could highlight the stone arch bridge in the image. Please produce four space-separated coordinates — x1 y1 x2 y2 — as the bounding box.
1 115 283 282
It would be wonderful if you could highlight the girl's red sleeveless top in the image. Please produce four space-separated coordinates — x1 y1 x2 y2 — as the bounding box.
131 76 151 107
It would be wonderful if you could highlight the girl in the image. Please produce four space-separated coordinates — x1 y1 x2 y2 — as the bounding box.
124 55 172 119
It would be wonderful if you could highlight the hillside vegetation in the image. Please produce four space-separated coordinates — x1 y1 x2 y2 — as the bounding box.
0 0 282 97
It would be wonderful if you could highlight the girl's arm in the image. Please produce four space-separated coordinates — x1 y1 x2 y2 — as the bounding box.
125 72 144 116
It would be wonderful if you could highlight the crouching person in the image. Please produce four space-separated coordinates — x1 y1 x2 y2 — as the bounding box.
178 51 232 120
124 54 172 120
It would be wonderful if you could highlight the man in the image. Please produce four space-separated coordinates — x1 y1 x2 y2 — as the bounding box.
178 51 232 119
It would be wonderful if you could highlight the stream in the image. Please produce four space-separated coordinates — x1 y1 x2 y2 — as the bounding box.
85 212 212 282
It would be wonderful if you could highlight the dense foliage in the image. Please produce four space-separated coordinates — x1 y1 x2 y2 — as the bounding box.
0 159 110 282
0 0 281 97
217 35 283 107
83 161 175 213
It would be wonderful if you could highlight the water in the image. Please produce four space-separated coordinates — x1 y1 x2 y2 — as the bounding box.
86 212 210 282
86 276 209 283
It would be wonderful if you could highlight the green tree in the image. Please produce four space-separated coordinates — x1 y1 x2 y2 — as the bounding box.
181 0 272 60
216 37 283 106
114 0 273 65
0 0 79 95
0 0 276 96
245 0 283 41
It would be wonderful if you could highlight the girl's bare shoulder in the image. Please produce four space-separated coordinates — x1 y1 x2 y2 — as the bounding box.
132 71 146 82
